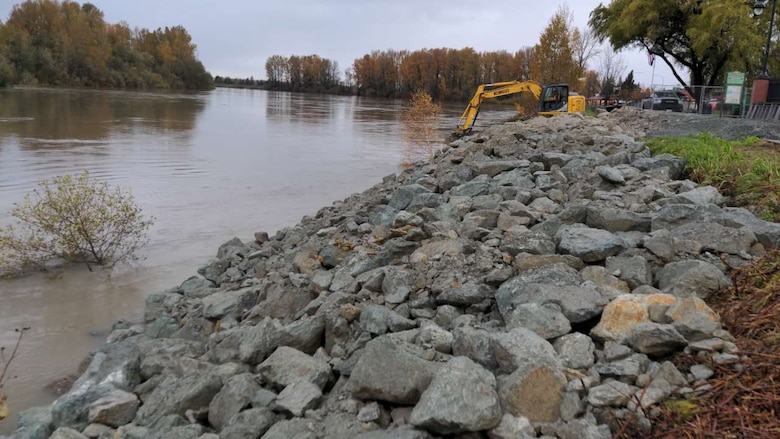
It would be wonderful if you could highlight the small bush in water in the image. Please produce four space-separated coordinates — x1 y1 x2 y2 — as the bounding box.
0 171 153 274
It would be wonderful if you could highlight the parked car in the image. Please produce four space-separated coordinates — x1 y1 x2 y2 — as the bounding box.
641 91 683 112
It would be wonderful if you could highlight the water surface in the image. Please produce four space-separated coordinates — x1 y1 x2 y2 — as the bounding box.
0 87 515 431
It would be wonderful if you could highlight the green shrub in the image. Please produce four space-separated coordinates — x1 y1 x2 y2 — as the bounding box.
646 133 780 221
0 171 154 274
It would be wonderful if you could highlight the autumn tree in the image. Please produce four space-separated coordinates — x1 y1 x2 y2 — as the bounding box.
590 0 763 96
0 0 212 89
401 90 442 163
531 6 581 87
583 70 600 98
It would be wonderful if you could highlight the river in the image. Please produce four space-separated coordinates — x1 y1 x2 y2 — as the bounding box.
0 86 515 432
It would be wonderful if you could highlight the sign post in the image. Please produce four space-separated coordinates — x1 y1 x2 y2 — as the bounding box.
725 71 746 117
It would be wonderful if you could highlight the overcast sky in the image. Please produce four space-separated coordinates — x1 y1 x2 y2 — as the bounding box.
0 0 681 88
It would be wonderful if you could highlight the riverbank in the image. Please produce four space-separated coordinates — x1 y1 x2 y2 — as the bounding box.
6 107 780 438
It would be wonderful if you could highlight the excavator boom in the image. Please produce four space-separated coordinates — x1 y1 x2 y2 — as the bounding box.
455 80 586 136
456 81 542 136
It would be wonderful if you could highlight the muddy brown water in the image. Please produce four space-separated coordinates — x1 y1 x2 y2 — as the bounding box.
0 86 515 432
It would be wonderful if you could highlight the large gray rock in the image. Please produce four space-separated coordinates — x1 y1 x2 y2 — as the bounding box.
179 276 217 298
656 260 732 299
605 256 652 289
278 315 325 355
275 380 323 417
49 428 88 439
626 323 688 356
491 328 560 374
452 326 499 371
553 333 595 370
208 373 261 431
382 267 413 304
360 304 417 335
133 372 223 426
450 180 490 198
497 281 608 324
258 347 332 390
587 207 651 232
261 418 320 439
436 283 495 306
237 318 283 365
500 231 556 256
487 413 535 439
670 185 725 206
51 342 141 430
220 408 277 439
556 225 626 262
202 287 259 320
410 357 502 434
632 154 686 180
501 302 571 340
669 222 757 255
390 184 431 210
349 337 436 405
87 389 139 428
587 380 639 407
9 407 54 439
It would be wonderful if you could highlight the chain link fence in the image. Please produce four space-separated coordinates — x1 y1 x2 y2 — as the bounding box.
631 84 752 118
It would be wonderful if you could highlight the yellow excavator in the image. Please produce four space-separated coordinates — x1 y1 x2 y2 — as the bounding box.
455 81 586 136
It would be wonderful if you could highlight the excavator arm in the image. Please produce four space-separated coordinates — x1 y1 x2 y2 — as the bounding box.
455 81 543 136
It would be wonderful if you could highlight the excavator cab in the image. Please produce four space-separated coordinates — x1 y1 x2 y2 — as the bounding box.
539 84 569 113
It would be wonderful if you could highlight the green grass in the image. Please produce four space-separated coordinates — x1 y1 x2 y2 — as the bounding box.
646 132 780 222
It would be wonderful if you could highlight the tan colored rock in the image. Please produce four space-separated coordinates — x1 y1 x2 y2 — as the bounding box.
591 294 677 342
293 250 322 275
340 304 361 322
497 364 566 423
581 266 631 295
410 239 470 267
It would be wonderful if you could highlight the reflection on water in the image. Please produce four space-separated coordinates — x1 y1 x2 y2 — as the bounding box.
0 87 206 150
0 87 518 433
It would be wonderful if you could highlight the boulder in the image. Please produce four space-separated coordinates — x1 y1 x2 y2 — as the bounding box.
349 337 436 405
87 389 139 428
208 373 261 431
553 333 596 370
410 357 502 434
220 408 277 439
497 282 607 324
258 347 332 390
275 380 323 417
587 207 650 232
591 294 678 342
626 323 688 356
52 342 141 430
436 283 495 306
133 372 222 426
555 225 626 262
656 260 732 299
669 222 756 255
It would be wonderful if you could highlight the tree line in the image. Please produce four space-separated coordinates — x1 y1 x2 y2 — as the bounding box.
258 1 777 103
259 7 605 102
0 0 212 90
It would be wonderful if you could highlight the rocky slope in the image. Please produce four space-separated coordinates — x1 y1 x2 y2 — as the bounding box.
8 107 780 439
